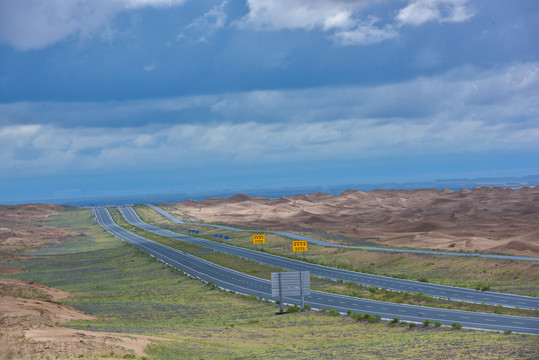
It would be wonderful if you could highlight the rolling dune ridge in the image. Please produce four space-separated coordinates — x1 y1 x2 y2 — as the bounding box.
173 187 539 256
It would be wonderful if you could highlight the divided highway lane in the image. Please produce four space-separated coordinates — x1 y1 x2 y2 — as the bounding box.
146 204 539 262
121 206 539 310
96 207 539 334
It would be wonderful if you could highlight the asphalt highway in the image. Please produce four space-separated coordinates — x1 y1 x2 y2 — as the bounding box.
146 204 539 262
95 207 539 334
121 206 539 311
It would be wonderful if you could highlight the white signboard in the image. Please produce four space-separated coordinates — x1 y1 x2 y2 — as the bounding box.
271 271 310 297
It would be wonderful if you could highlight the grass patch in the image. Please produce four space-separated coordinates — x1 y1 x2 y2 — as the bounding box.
139 205 539 297
195 251 285 279
39 207 119 254
3 207 538 359
131 206 539 317
311 279 538 318
109 208 210 253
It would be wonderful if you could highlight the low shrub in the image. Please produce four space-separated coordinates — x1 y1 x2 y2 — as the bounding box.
367 314 381 323
329 309 339 317
286 305 300 313
423 320 431 327
451 323 462 330
434 321 442 327
408 323 416 328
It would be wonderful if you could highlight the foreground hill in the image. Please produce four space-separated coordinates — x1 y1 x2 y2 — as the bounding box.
172 187 539 256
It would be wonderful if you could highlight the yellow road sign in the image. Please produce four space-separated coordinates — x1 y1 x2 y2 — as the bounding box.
292 240 307 252
253 234 266 244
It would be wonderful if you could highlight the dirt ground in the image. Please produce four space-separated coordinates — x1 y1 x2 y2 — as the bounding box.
0 205 175 359
171 186 539 256
0 204 77 254
0 278 168 359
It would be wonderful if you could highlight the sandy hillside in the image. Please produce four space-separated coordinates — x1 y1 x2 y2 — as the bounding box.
0 204 78 254
0 278 165 359
0 205 178 359
171 187 539 256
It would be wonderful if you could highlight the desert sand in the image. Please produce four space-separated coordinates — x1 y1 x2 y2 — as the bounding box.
171 187 539 256
0 204 77 253
0 278 166 359
0 204 174 359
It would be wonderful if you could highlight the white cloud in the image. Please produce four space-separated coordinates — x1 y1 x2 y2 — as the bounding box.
235 0 395 46
332 17 398 46
0 0 188 50
236 0 367 31
396 0 475 26
180 1 228 42
237 0 475 46
144 63 156 72
1 117 537 177
1 62 538 176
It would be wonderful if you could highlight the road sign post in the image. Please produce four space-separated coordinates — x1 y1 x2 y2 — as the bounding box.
272 271 310 312
292 241 307 260
253 234 265 251
278 272 284 313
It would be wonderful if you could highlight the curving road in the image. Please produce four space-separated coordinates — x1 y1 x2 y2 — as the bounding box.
122 206 539 310
95 207 539 334
146 204 539 262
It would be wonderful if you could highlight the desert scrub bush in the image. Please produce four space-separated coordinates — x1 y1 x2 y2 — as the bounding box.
434 321 442 327
286 305 300 313
329 309 339 317
364 314 381 323
390 318 399 325
451 323 463 330
423 320 431 327
408 323 416 328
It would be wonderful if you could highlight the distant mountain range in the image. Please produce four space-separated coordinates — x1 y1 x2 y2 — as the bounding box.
6 174 537 207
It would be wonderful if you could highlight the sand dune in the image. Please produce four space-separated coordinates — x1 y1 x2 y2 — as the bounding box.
0 204 77 252
0 278 165 359
172 187 539 256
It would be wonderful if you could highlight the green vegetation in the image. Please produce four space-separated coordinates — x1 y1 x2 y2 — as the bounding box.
109 208 210 253
41 207 120 254
2 207 538 359
125 206 539 317
137 205 539 297
196 251 284 279
311 279 538 317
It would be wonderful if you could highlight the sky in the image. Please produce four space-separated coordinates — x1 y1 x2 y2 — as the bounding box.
0 0 538 203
